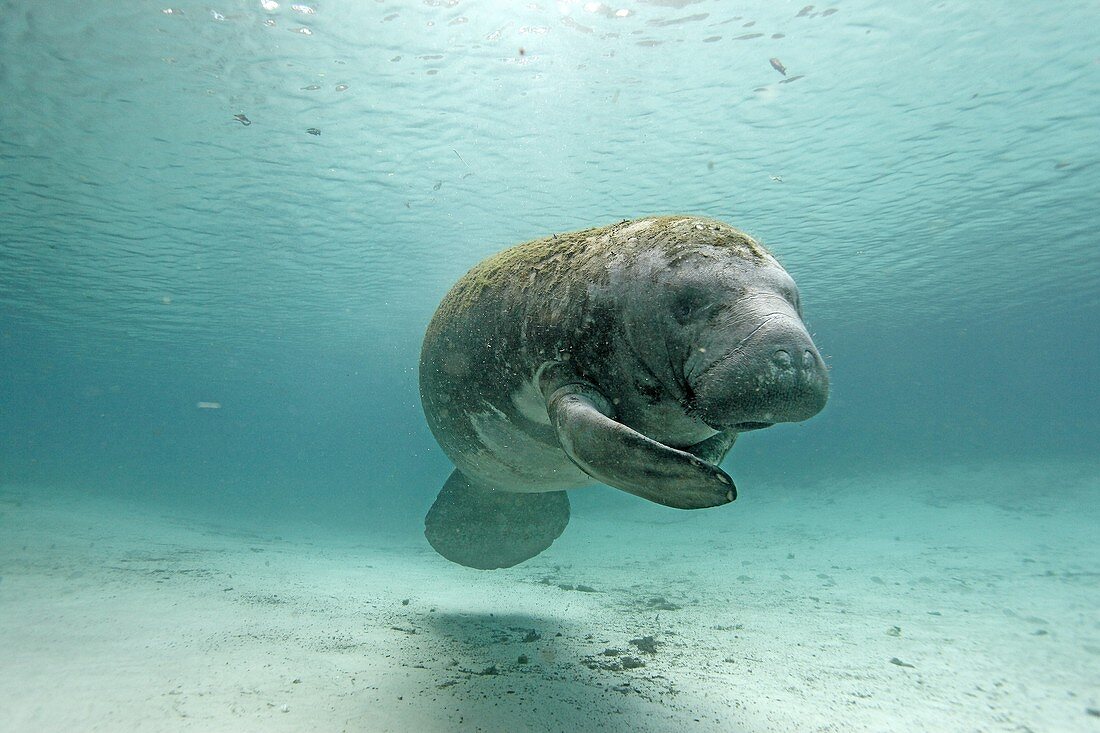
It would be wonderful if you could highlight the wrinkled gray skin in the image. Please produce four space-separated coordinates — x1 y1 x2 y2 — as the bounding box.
420 216 828 565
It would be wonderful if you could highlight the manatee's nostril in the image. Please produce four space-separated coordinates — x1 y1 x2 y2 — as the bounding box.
772 349 793 368
802 349 817 369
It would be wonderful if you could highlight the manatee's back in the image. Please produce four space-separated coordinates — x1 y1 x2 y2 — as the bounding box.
419 226 618 486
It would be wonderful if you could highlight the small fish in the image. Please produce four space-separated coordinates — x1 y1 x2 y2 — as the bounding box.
770 57 787 76
306 127 321 135
233 113 251 126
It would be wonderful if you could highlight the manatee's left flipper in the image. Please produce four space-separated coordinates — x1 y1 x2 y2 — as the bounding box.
544 383 736 510
685 430 738 465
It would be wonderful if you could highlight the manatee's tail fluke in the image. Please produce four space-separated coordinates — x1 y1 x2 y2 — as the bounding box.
424 470 570 569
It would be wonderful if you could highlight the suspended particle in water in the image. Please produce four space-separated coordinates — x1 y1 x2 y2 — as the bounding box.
197 402 222 409
335 83 349 91
306 128 321 135
233 113 251 126
769 57 787 76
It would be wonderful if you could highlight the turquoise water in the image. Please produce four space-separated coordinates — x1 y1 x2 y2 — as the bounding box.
3 0 1097 519
1 1 1099 728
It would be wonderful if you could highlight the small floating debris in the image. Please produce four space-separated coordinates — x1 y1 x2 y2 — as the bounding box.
769 57 787 75
233 113 251 126
306 127 321 135
889 657 915 668
196 402 222 409
335 83 349 92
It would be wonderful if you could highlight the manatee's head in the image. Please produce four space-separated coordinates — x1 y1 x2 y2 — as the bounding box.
613 218 828 434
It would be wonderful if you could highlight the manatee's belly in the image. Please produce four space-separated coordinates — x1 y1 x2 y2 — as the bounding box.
452 399 591 492
421 359 591 492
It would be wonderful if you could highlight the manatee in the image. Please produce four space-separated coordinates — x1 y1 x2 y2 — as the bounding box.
419 215 828 569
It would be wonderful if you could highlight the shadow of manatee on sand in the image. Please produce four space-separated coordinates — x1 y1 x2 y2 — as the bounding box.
349 610 704 733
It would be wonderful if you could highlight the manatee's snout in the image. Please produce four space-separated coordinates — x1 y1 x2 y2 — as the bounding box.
693 314 829 431
761 341 829 420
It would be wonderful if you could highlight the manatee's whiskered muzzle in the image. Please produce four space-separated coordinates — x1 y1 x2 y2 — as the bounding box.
693 318 829 430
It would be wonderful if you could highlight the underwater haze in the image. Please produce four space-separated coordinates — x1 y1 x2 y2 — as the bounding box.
1 1 1099 731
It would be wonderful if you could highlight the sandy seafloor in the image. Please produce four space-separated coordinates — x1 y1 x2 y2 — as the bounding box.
2 460 1098 733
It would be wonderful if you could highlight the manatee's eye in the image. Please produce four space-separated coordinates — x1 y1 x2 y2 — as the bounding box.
775 281 801 315
671 286 718 324
787 288 802 316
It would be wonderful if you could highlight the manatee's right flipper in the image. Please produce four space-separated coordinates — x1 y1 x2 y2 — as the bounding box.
544 382 736 510
424 470 570 570
685 430 738 465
